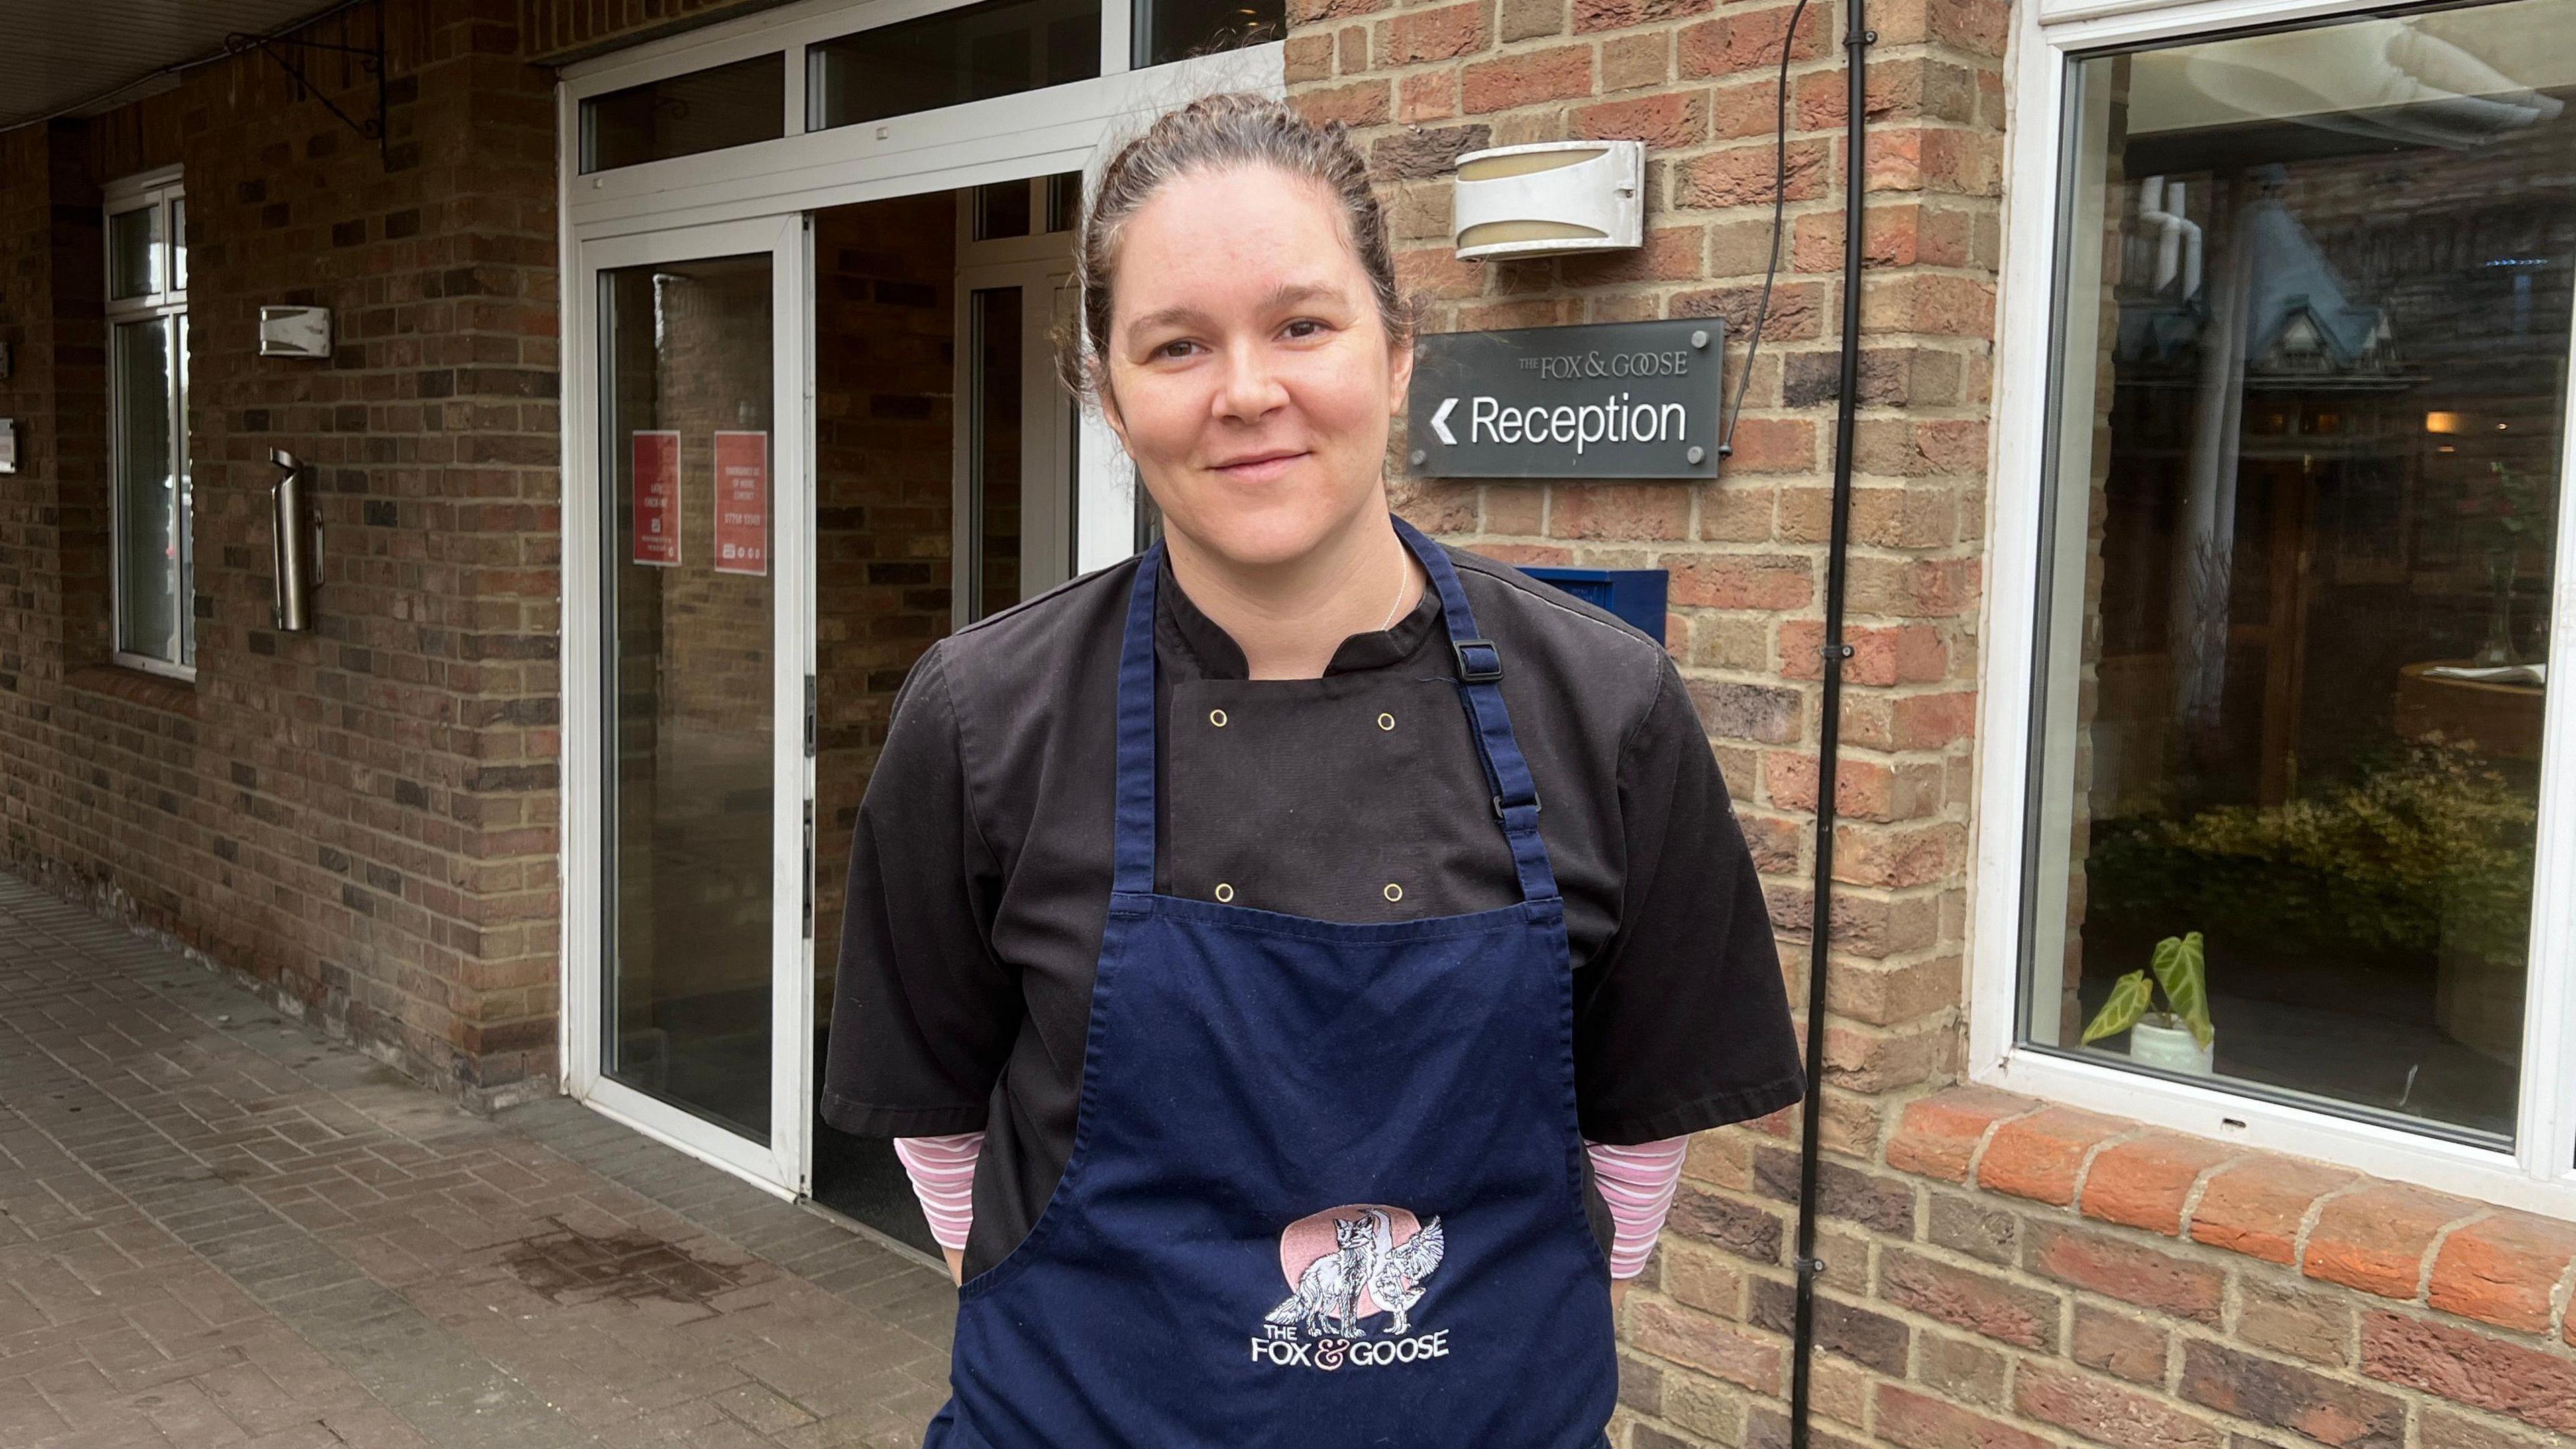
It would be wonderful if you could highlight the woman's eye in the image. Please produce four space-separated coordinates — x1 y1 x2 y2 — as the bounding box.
1284 318 1327 339
1152 339 1197 360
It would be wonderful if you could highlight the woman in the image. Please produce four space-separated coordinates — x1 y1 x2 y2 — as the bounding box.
821 93 1803 1448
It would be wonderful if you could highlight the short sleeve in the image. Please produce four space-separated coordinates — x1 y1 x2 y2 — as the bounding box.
820 641 1020 1137
1571 652 1807 1144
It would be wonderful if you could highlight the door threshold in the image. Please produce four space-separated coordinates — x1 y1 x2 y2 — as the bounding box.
797 1195 949 1277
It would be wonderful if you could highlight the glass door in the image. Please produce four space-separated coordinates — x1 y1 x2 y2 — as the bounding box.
570 215 810 1193
954 178 1082 626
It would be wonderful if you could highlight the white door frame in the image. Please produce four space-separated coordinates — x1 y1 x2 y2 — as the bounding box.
561 212 814 1197
556 0 1281 1203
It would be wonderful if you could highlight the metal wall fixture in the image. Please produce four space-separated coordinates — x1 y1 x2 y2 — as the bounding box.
269 449 321 631
1450 140 1644 261
258 305 333 359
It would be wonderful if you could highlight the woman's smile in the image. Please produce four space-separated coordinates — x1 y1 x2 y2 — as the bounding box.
1208 447 1310 485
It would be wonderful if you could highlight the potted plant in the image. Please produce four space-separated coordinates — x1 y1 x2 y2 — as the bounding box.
2080 931 2215 1074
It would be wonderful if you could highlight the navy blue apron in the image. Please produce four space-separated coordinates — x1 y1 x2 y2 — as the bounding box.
922 513 1618 1448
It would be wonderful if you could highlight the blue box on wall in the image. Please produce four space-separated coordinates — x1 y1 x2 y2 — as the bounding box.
1514 567 1669 646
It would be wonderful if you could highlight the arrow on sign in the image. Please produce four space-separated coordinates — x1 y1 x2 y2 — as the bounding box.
1429 396 1459 445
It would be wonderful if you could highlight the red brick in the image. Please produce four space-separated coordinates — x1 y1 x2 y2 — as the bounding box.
2015 1362 2226 1449
2189 1159 2358 1266
1973 1107 2127 1206
2426 1212 2576 1334
1573 0 1712 30
1572 91 1707 150
1546 484 1692 541
1886 1085 2036 1183
2302 1183 2479 1301
1880 1248 2061 1351
1295 79 1391 127
1377 1 1488 64
2360 1311 2576 1434
2029 1222 2226 1324
1459 45 1594 113
1874 1383 2053 1449
1778 621 1947 686
1677 3 1830 80
1666 551 1813 610
1674 140 1830 209
2080 1132 2237 1235
1628 1299 1784 1393
2177 1340 2406 1448
2072 1304 2169 1386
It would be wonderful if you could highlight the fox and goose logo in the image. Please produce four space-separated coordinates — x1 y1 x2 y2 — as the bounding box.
1250 1204 1452 1371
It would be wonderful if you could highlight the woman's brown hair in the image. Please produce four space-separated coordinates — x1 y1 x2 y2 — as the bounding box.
1057 91 1418 405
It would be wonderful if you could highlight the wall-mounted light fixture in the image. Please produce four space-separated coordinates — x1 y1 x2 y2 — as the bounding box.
1451 140 1644 262
259 306 333 359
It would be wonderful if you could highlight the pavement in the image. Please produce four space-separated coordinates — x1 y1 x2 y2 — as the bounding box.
0 870 958 1448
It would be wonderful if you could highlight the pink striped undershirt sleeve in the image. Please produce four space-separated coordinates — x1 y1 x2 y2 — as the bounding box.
897 1129 1693 1279
1584 1136 1690 1279
892 1130 984 1251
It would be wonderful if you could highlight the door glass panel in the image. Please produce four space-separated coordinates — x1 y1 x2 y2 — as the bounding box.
602 254 777 1141
2019 0 2574 1143
808 0 1101 131
969 285 1024 623
113 317 177 660
582 53 786 174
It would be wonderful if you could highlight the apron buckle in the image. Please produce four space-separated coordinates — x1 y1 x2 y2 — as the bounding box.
1491 791 1541 818
1452 637 1504 683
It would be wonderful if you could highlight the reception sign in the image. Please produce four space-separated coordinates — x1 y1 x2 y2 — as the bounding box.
712 430 770 576
631 430 681 566
1407 317 1724 480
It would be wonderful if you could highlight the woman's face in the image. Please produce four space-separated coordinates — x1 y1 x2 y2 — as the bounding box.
1097 164 1413 569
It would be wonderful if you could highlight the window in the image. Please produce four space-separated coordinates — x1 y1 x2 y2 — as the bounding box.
107 170 191 676
581 53 786 173
1994 0 2576 1206
808 0 1103 131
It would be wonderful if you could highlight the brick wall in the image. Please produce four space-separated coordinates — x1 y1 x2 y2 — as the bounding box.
0 0 786 1110
1291 0 2576 1444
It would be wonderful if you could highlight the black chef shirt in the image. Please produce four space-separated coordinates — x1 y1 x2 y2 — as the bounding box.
822 535 1805 1282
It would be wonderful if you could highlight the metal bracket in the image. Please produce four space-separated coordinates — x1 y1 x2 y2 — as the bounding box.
226 0 390 168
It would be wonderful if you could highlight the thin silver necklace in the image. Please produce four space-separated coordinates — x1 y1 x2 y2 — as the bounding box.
1380 551 1413 631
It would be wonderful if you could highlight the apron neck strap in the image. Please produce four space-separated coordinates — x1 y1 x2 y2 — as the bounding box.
1110 515 1561 906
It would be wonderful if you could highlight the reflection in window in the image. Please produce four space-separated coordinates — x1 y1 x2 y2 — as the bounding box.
582 53 785 173
809 0 1101 131
2023 0 2573 1142
1138 0 1282 66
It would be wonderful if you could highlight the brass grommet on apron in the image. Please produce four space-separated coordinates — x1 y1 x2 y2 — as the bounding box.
1383 882 1403 902
1214 882 1234 902
1210 708 1228 728
1377 712 1395 731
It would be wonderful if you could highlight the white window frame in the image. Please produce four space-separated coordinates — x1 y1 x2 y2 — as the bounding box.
105 165 193 681
1970 0 2576 1219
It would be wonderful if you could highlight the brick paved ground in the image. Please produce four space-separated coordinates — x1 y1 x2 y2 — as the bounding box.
0 871 957 1448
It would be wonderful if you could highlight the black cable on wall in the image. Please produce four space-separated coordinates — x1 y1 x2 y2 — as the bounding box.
1787 0 1870 1444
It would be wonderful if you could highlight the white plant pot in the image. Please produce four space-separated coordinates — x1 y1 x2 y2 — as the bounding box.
2128 1017 2214 1075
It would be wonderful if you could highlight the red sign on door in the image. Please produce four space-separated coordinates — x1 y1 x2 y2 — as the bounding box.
631 430 682 567
713 430 770 577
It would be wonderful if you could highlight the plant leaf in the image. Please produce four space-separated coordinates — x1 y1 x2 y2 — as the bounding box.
2151 932 2214 1049
2081 971 2153 1044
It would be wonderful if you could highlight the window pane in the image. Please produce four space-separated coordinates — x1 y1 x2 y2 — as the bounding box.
1138 0 1281 66
2023 0 2574 1142
967 286 1024 623
808 0 1101 131
176 313 194 667
975 178 1033 239
114 317 178 661
171 197 187 294
109 204 159 300
582 53 785 174
1045 169 1082 233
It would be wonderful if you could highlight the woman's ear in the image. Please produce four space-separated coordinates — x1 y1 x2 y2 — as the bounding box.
1385 329 1415 418
1092 356 1132 450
